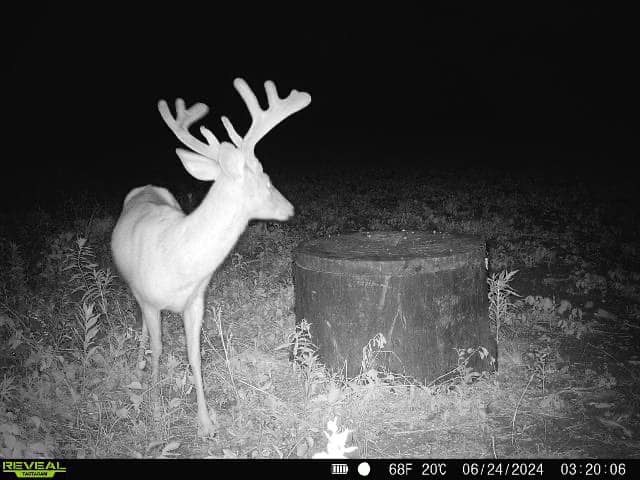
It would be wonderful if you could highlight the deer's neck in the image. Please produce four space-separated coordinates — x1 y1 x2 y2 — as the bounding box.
179 179 249 280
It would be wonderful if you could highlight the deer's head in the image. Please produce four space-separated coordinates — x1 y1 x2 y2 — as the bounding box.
158 78 311 221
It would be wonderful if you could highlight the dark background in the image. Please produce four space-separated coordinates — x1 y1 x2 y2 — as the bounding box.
4 4 634 212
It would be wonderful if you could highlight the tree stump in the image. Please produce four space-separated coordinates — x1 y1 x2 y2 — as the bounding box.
293 231 496 383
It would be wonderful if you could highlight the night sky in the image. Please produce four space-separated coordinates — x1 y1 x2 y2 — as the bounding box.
5 4 633 211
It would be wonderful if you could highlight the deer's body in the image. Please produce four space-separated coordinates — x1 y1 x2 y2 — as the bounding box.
111 78 310 436
113 184 248 310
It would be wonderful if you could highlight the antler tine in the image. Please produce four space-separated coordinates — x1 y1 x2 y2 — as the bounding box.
222 78 311 154
158 99 220 158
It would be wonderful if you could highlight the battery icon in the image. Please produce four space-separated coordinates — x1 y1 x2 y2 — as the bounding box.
331 463 349 474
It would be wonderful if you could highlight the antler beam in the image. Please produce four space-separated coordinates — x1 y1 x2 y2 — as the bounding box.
158 99 221 159
222 78 311 155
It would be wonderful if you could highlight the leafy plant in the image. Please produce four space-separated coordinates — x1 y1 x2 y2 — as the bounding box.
360 333 387 374
455 346 493 384
64 238 114 315
285 319 326 403
73 302 101 374
488 269 520 345
0 374 18 403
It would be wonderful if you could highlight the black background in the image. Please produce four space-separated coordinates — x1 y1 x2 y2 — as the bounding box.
4 4 634 211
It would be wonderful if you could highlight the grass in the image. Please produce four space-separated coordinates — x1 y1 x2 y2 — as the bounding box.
1 161 639 458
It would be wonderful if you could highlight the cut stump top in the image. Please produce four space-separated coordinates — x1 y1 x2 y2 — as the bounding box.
294 231 485 276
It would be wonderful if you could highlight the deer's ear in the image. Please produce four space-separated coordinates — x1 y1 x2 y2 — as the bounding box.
218 144 245 179
176 149 221 181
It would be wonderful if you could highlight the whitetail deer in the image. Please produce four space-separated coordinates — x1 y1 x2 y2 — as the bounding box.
111 78 311 436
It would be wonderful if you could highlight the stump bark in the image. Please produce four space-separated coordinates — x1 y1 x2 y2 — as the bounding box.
293 231 496 383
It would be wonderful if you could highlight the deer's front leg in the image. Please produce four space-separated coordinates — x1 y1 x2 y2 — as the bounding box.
184 295 217 436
